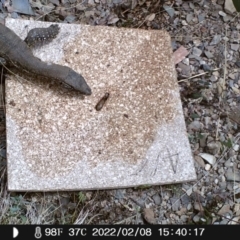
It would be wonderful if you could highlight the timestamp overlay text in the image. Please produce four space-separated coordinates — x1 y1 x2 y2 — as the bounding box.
2 225 239 239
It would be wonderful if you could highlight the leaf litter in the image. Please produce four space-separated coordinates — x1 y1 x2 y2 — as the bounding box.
0 0 240 224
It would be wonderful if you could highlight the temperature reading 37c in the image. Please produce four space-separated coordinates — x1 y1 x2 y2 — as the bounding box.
69 228 87 236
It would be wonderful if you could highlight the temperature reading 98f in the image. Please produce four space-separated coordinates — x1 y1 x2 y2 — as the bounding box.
45 228 63 237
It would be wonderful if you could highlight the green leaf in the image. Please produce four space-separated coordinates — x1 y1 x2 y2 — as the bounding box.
233 0 240 12
222 138 232 148
20 215 28 224
197 133 205 139
189 92 202 99
78 192 86 203
9 206 20 213
191 113 200 119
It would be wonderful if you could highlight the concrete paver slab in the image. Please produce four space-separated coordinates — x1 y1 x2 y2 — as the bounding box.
6 19 196 191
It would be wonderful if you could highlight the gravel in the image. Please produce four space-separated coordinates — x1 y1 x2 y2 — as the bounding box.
0 0 240 224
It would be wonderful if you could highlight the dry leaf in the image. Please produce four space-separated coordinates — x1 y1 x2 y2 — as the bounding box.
145 13 155 22
229 106 240 125
29 0 43 9
139 0 146 6
217 77 226 97
107 17 119 25
231 86 240 94
143 208 155 224
173 46 189 64
131 0 138 9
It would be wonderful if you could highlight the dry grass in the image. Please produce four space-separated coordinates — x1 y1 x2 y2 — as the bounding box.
0 0 240 225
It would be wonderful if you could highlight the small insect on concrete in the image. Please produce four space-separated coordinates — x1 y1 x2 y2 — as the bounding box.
95 93 110 111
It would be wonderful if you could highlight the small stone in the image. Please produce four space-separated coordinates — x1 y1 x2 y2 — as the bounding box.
224 0 237 14
207 141 221 155
177 62 191 77
231 44 239 51
74 49 79 54
85 11 95 18
202 64 211 71
176 207 187 216
180 215 188 222
219 181 227 189
161 200 167 207
192 47 202 56
182 58 189 65
64 15 76 23
229 216 240 224
107 17 119 25
163 4 175 18
181 195 191 207
210 35 221 45
221 175 226 182
170 197 180 211
229 73 236 79
233 144 239 151
222 36 229 41
194 202 202 211
194 156 205 168
226 169 240 182
186 188 192 196
218 204 231 216
171 40 177 49
188 120 203 131
205 164 211 171
114 189 125 199
161 220 168 224
223 15 232 22
193 39 201 46
199 133 208 147
189 2 195 9
199 153 216 165
187 203 192 210
11 12 19 19
210 76 217 82
219 11 226 17
186 13 193 23
152 194 161 205
193 214 200 223
224 159 233 168
198 14 205 22
88 0 95 5
204 50 214 58
227 182 234 191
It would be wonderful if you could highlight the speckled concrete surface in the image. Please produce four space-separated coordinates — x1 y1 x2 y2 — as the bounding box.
5 19 196 191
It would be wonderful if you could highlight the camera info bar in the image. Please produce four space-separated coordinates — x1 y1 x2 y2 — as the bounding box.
1 225 239 239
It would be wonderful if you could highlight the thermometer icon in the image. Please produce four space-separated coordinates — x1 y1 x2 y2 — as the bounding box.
34 226 42 239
